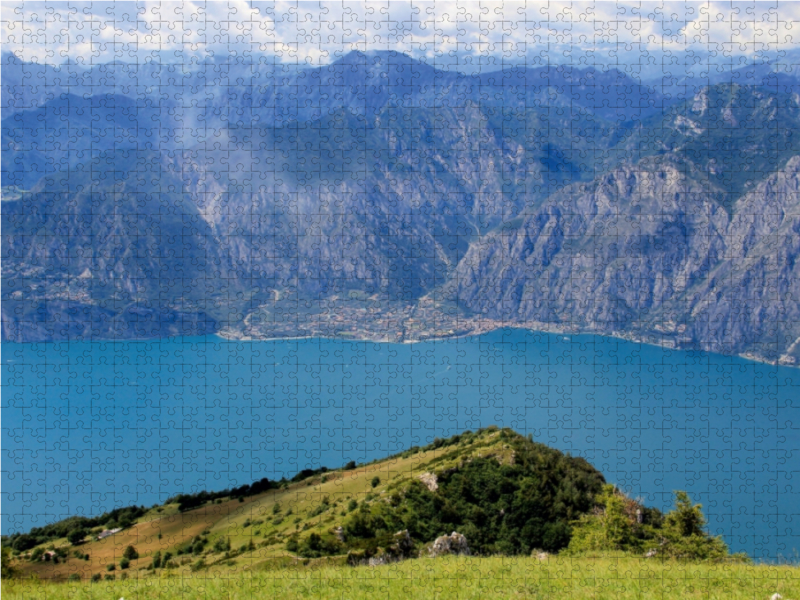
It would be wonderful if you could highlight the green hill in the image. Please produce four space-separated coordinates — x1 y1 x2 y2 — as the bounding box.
1 427 750 586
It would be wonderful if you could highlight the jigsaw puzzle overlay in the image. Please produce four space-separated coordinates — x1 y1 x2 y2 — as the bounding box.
2 0 800 594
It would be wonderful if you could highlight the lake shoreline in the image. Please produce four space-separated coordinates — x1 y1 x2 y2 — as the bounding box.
216 320 791 371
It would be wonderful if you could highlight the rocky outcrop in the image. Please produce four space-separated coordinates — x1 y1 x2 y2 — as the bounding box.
450 156 800 364
427 532 470 558
418 472 438 492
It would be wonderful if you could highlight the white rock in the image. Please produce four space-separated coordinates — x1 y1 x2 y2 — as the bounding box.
770 594 782 600
418 472 438 492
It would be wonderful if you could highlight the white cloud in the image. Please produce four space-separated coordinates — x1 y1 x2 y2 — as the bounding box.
3 0 800 67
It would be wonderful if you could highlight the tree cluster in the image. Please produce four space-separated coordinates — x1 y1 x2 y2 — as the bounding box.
3 505 147 552
290 428 606 558
565 486 746 561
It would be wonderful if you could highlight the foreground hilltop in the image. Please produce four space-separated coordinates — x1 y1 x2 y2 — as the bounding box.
3 427 740 582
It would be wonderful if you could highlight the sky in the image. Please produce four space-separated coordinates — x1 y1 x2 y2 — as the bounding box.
3 1 800 76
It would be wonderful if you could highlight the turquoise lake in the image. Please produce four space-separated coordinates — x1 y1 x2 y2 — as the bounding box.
2 329 799 561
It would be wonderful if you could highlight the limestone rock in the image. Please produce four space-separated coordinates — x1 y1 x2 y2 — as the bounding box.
428 532 470 557
418 472 439 492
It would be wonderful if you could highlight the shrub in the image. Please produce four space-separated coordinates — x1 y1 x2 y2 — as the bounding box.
122 545 139 560
297 532 342 558
190 558 205 572
120 557 130 569
567 487 738 561
371 476 381 488
1 547 15 579
660 492 732 560
91 574 101 583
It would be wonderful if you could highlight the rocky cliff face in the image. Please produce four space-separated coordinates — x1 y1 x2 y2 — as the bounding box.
4 52 800 363
450 156 800 363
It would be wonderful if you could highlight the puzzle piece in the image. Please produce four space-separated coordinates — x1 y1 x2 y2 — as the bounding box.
2 2 800 595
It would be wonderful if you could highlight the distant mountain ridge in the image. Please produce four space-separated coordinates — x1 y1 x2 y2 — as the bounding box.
4 52 800 365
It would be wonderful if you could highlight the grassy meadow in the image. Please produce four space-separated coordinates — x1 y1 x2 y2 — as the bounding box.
4 555 800 600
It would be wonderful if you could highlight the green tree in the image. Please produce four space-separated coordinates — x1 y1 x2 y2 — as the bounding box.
664 491 706 537
660 491 732 560
371 476 381 488
122 545 139 560
119 557 130 569
67 528 88 545
603 487 634 549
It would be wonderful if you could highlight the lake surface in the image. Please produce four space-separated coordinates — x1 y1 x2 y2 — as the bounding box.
2 329 799 561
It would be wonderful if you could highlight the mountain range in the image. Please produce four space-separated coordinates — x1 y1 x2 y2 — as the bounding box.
4 50 800 365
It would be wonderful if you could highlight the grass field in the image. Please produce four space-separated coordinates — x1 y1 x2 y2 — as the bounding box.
4 556 800 600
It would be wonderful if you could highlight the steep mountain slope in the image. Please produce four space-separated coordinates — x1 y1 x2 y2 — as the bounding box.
449 155 800 363
2 92 622 336
2 93 164 188
617 84 800 207
4 52 800 363
1 151 223 341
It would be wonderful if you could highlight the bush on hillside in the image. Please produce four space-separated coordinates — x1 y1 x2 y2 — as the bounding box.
67 528 88 546
566 486 745 561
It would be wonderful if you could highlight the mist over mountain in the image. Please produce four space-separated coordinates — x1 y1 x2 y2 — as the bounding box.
4 51 800 364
